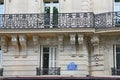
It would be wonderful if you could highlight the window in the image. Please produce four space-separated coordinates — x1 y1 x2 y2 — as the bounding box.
44 0 59 28
41 46 59 75
44 0 59 13
114 0 120 11
116 45 120 69
112 45 120 75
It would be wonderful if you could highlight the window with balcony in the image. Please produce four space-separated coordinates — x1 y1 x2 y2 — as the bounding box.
44 0 59 28
36 46 60 75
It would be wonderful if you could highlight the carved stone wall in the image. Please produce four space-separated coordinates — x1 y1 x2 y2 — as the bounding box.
3 35 38 76
19 35 27 58
2 33 119 77
70 34 76 57
91 34 105 76
33 35 39 52
1 36 8 53
58 35 64 52
11 35 19 58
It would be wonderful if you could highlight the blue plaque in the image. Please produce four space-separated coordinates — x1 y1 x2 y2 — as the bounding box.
67 62 77 70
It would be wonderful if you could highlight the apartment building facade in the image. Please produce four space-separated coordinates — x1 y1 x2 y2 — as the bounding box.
0 0 120 77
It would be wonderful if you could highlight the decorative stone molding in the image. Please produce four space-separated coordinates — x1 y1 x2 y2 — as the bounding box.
91 54 104 71
58 35 64 52
91 34 99 47
70 34 76 45
19 35 27 58
1 36 8 53
33 35 39 52
78 34 84 45
11 35 19 58
70 34 77 57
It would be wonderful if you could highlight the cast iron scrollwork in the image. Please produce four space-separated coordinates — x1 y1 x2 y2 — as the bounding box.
0 12 120 29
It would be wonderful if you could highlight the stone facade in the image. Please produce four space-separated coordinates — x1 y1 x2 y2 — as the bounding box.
0 0 120 77
4 0 113 14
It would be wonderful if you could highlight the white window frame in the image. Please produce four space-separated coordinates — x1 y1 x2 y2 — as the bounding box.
44 0 59 13
40 45 58 68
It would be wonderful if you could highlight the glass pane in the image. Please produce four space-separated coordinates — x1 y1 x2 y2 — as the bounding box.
0 5 4 14
116 54 120 68
116 46 120 52
116 45 120 69
53 3 59 13
44 1 59 13
114 1 120 11
43 48 49 52
44 3 50 14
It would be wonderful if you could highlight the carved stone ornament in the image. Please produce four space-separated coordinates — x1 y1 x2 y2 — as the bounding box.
33 35 39 52
91 34 99 46
70 34 76 45
11 35 19 58
78 34 84 45
58 35 64 52
19 35 27 58
1 36 8 53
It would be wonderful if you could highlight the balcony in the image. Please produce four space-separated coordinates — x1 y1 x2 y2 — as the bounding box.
111 68 120 75
95 12 120 28
36 67 60 75
0 12 120 29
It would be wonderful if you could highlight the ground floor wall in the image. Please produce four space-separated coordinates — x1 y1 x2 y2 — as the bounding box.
0 34 119 77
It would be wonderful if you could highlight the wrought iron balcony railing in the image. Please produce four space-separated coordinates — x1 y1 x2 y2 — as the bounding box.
0 12 120 29
0 13 94 29
36 67 60 75
111 68 120 75
95 12 120 28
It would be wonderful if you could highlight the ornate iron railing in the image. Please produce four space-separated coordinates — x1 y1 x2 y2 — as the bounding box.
1 76 120 80
111 68 120 75
36 67 60 75
0 12 120 29
0 13 94 29
95 12 120 28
